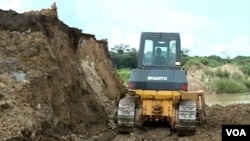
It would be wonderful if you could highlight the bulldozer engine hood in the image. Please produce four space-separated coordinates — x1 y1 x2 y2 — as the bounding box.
128 69 187 91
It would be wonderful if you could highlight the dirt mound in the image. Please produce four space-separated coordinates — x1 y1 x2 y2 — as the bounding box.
0 5 125 140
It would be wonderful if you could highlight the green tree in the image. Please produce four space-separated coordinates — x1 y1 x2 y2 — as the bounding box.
109 44 138 69
232 56 250 65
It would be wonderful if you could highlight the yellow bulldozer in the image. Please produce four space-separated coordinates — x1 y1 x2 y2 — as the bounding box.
117 32 206 136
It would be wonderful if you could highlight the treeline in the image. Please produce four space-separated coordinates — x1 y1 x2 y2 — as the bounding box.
109 44 137 69
109 44 250 71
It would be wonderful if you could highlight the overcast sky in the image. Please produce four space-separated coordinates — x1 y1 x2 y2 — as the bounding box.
0 0 249 58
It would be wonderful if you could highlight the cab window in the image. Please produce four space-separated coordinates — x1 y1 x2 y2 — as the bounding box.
142 39 177 66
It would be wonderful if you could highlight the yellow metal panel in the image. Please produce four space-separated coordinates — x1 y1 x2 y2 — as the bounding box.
142 99 173 117
133 90 181 99
133 90 181 105
162 100 173 117
142 100 153 115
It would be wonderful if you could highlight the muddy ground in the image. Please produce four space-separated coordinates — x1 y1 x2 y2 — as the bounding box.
91 104 249 141
0 4 250 141
36 104 249 141
23 104 249 141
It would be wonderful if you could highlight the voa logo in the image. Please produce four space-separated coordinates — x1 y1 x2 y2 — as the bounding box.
147 76 168 81
226 129 246 136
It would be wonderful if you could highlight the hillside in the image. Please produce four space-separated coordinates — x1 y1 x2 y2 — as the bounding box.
187 64 250 93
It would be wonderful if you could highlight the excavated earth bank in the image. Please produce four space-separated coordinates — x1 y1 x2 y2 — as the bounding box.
0 5 125 141
1 5 250 141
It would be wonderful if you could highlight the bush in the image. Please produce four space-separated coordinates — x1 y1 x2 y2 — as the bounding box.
231 72 243 81
183 56 224 70
183 58 203 70
240 64 250 76
242 79 250 90
204 68 215 76
199 57 210 66
208 59 223 67
213 78 247 93
117 68 131 84
232 56 250 65
215 68 230 78
200 57 222 67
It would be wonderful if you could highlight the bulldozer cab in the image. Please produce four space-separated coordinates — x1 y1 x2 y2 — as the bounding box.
137 32 181 70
